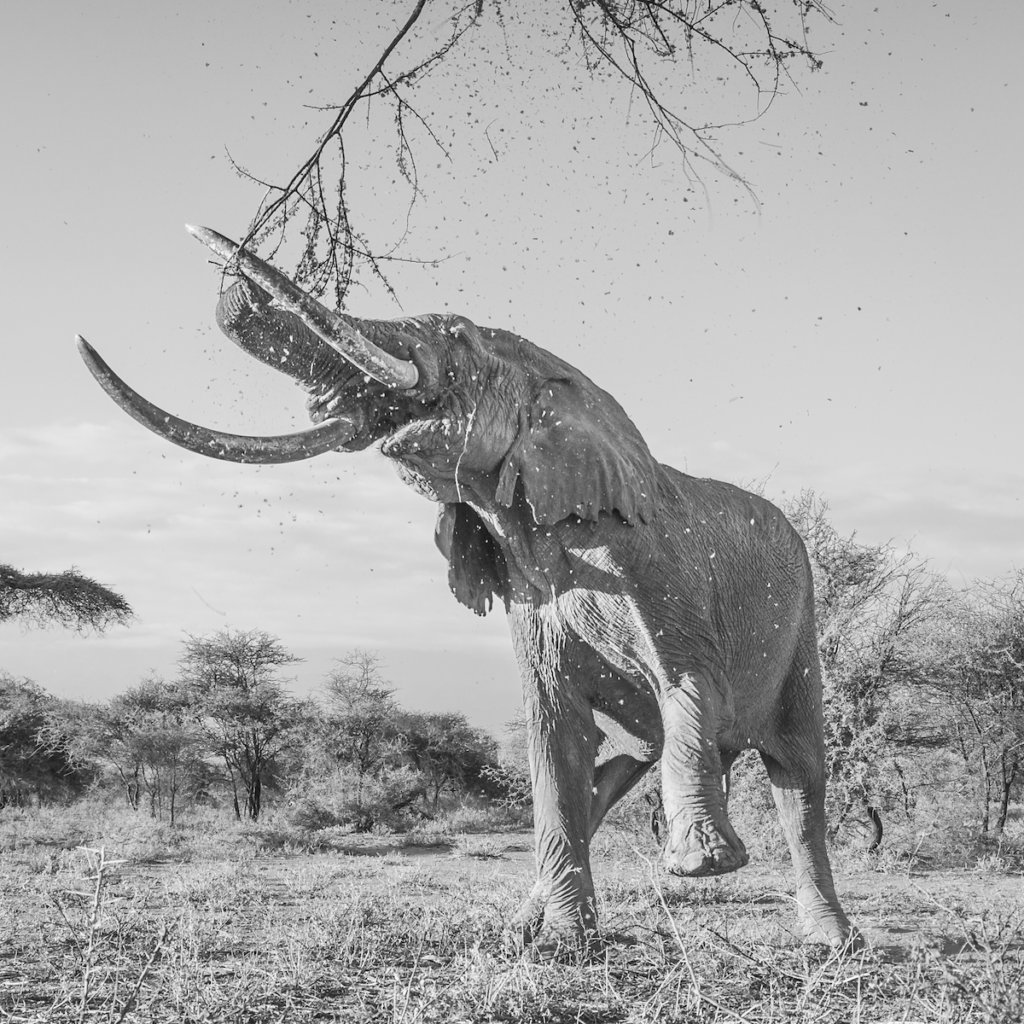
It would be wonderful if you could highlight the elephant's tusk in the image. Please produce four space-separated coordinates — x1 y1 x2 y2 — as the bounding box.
185 224 420 391
76 335 358 464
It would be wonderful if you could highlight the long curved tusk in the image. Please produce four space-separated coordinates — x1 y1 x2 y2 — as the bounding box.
77 336 358 464
186 224 420 391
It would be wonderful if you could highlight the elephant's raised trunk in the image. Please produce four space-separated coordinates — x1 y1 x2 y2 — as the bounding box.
214 278 346 391
185 225 419 391
75 224 428 464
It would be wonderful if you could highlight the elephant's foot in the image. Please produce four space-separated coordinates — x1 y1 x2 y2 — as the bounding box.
662 818 749 877
508 884 547 945
799 913 864 950
508 886 599 958
795 894 863 950
530 921 603 960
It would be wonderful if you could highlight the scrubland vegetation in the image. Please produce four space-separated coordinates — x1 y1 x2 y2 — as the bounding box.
2 491 1022 1020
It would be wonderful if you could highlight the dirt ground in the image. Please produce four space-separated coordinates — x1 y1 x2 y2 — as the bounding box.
1 830 1021 1021
249 833 1023 956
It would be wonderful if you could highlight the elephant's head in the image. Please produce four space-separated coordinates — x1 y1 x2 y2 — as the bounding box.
79 226 658 530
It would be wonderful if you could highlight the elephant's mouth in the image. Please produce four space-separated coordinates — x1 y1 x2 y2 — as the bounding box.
305 375 428 454
77 226 433 465
379 416 455 459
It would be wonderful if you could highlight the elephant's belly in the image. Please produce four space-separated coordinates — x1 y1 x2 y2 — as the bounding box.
554 570 667 758
506 571 666 760
554 567 672 695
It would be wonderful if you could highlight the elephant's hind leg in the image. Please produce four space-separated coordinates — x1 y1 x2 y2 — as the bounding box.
761 749 855 945
760 652 856 946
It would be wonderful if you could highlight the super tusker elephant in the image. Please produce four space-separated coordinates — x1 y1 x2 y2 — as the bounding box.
78 226 856 950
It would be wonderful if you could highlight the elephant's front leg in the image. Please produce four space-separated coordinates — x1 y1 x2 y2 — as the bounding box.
513 674 601 952
660 671 748 876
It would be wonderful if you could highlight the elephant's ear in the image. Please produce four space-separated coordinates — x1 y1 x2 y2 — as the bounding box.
435 504 509 616
495 378 658 526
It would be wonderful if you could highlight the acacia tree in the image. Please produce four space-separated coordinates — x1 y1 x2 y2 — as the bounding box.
0 563 131 632
45 698 145 811
1 565 130 803
105 679 209 824
318 650 404 807
179 629 308 821
0 673 89 807
932 573 1024 838
45 678 209 822
480 710 532 810
784 491 947 850
235 1 832 305
400 711 498 811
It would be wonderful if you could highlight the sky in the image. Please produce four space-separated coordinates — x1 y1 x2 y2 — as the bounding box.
2 1 1022 735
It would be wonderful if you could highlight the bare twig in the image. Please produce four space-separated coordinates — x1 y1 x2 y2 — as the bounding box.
75 846 127 1022
111 920 171 1024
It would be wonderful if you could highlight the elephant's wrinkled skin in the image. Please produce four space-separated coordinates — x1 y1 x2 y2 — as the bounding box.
79 228 855 950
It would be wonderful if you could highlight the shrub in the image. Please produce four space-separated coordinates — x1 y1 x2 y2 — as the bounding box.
287 764 427 832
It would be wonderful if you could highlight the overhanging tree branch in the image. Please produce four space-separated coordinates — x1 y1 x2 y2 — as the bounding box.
233 1 831 307
233 0 481 307
0 563 132 633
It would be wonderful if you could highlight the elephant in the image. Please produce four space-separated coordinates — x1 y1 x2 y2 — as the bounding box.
77 225 856 950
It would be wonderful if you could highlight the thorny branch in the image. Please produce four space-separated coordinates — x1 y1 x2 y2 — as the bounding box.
233 1 831 308
233 0 481 308
0 563 132 633
567 0 829 179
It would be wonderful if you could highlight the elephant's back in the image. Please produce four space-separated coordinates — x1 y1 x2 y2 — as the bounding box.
655 466 807 561
652 464 816 644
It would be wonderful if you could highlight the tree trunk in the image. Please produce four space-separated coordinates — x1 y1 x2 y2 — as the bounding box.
827 797 853 843
863 797 883 853
246 774 262 821
225 768 241 821
977 737 993 835
981 772 992 835
119 768 140 811
391 788 426 813
995 764 1017 836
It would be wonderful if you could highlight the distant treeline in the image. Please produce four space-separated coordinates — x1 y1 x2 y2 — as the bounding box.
0 643 507 829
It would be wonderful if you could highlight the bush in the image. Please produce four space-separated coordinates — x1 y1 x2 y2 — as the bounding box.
451 834 506 859
287 765 427 832
437 798 531 834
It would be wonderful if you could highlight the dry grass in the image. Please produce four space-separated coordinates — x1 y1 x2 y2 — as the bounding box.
0 806 1021 1022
